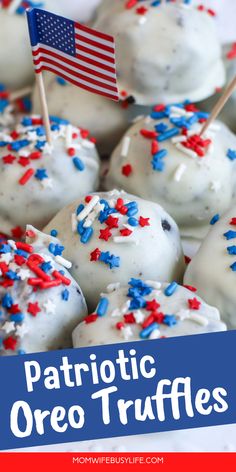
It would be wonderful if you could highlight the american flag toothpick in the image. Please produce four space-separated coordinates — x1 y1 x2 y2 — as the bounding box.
26 8 119 143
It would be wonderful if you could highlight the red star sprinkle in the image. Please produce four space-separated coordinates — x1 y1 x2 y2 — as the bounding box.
27 302 41 317
3 154 16 164
18 156 30 167
230 218 236 226
3 336 17 351
1 279 14 288
99 228 112 241
122 164 133 177
120 228 132 237
14 255 26 266
105 216 119 229
136 6 148 15
11 226 24 239
124 313 136 324
154 312 165 324
9 304 21 314
139 216 150 227
10 130 19 140
90 248 101 261
188 298 201 310
146 299 160 312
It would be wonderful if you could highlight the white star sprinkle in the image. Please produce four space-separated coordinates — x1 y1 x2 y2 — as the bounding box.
122 326 133 340
43 300 56 315
41 178 53 189
18 269 31 281
16 324 29 338
1 321 15 334
0 253 13 264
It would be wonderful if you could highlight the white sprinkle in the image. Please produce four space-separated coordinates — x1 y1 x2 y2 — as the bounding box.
190 313 209 326
145 281 162 290
171 135 187 144
176 309 190 321
208 123 221 132
16 324 29 338
134 310 145 324
1 321 15 334
121 136 131 158
111 308 122 318
174 163 187 182
43 299 56 315
138 16 147 25
122 326 133 340
55 255 72 269
113 236 138 245
71 213 77 233
170 106 189 116
65 124 72 148
176 143 198 159
149 329 161 340
7 240 17 250
77 195 99 221
82 139 95 149
106 282 121 293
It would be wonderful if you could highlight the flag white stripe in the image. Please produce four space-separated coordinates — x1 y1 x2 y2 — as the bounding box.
33 52 116 87
34 61 117 96
74 27 114 48
75 38 114 58
75 48 114 68
33 49 116 79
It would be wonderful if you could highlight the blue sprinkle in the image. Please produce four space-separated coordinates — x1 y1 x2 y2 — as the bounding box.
164 282 178 297
77 221 85 236
73 157 85 171
150 111 167 119
80 227 93 244
129 297 146 310
227 149 236 161
128 217 139 227
227 246 236 255
50 229 58 237
152 159 165 172
155 123 168 133
157 128 179 141
14 249 29 258
49 115 69 125
61 289 69 301
2 294 13 309
21 117 32 126
18 350 26 355
164 315 177 327
40 261 52 273
140 322 159 339
107 254 120 269
35 140 46 150
76 204 85 215
152 149 168 160
10 313 25 323
35 168 48 180
99 251 110 263
151 0 161 5
48 243 64 256
97 297 109 316
196 111 209 120
187 114 199 126
56 77 67 86
36 126 45 136
6 271 20 281
230 262 236 271
210 214 220 225
127 207 138 217
223 230 236 240
0 244 11 254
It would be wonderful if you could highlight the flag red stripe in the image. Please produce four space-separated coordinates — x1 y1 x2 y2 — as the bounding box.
33 54 118 91
32 46 116 74
75 33 115 54
75 43 115 64
75 22 114 43
33 50 117 84
35 65 119 100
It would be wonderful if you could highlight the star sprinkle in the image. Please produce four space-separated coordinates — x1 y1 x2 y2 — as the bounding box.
3 336 17 351
188 298 201 310
35 168 48 180
16 324 29 338
27 302 41 317
1 321 15 334
139 216 150 227
99 228 112 241
43 300 56 315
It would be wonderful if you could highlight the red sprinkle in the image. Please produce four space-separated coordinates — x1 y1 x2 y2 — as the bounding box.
3 154 15 164
116 322 124 330
125 0 137 9
19 168 34 185
142 314 155 329
90 248 101 262
27 302 41 317
29 151 42 160
151 140 159 155
120 228 132 237
230 218 236 226
183 285 197 292
11 226 24 239
84 314 98 324
122 164 133 177
80 129 89 139
3 336 17 351
188 298 201 310
85 195 93 203
99 228 112 241
153 104 165 112
67 147 76 157
18 156 30 167
139 216 150 227
40 279 61 289
140 129 158 139
52 270 71 286
105 216 119 229
16 242 33 253
124 313 136 324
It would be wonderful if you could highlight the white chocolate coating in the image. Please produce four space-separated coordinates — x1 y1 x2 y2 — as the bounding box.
32 73 149 156
73 280 226 348
105 107 236 240
0 10 34 90
0 116 100 235
93 1 225 105
184 205 236 330
44 190 185 310
0 226 87 354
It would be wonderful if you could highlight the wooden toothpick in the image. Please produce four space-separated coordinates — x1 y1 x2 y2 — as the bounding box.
35 73 52 145
200 76 236 136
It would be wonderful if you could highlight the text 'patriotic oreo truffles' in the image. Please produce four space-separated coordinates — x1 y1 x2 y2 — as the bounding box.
44 190 185 309
104 102 236 240
73 279 226 347
184 206 236 330
0 226 87 355
0 115 100 236
92 0 225 105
